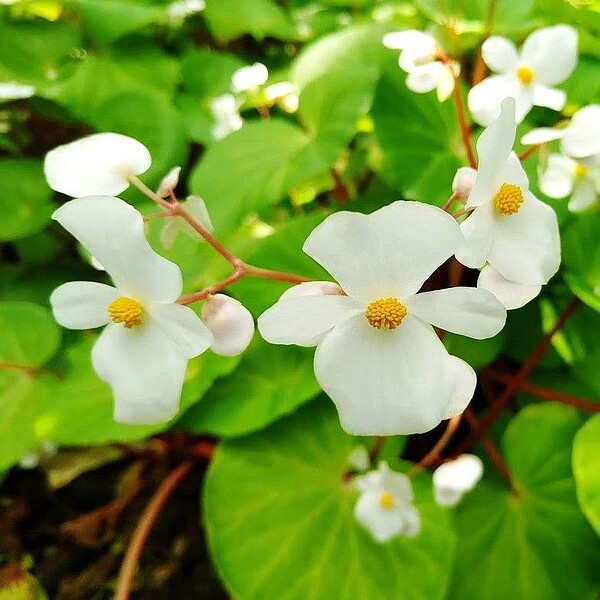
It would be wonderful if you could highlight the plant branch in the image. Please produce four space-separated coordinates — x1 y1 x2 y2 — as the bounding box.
519 144 541 162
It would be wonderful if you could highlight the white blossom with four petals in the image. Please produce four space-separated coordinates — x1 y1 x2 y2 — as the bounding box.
432 454 483 507
259 201 507 436
50 196 213 424
468 25 578 125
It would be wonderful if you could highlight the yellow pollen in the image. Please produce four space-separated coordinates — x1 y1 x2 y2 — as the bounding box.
365 297 407 330
574 163 588 178
516 65 534 85
107 296 144 328
379 492 395 509
494 183 524 215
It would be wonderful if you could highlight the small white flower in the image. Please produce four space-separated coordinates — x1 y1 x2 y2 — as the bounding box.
264 81 299 113
50 196 213 424
539 153 600 212
0 82 35 101
156 166 181 198
433 454 483 507
160 195 213 249
210 94 243 140
348 445 370 472
258 201 507 435
521 105 600 158
167 0 205 20
354 462 420 543
383 30 457 101
231 63 269 93
456 98 560 308
201 294 254 357
452 167 477 201
44 133 151 198
468 25 578 125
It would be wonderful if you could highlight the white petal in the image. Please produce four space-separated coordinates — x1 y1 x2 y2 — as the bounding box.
0 82 35 101
314 314 465 435
354 492 404 543
50 281 119 329
521 127 563 146
91 322 188 424
347 446 370 471
467 75 516 126
532 84 566 111
231 63 268 92
441 355 477 420
568 179 597 212
489 192 560 285
279 281 343 300
401 506 421 537
561 105 600 158
355 470 383 494
477 264 541 310
456 203 495 269
44 133 151 198
383 30 436 56
436 65 456 101
482 36 519 73
433 454 483 494
147 302 213 359
380 464 413 502
406 63 444 94
53 196 182 303
521 25 578 86
156 166 181 197
303 201 462 300
258 295 364 346
405 287 506 340
498 151 530 192
539 154 576 198
201 294 254 357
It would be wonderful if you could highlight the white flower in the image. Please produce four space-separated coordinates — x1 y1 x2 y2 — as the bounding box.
0 82 35 101
347 445 370 472
521 105 600 158
44 133 151 198
468 25 578 125
383 30 457 101
263 81 299 113
50 196 213 424
160 196 214 249
258 201 506 435
452 167 477 201
456 98 560 308
539 153 600 212
210 94 243 140
231 62 269 93
156 166 181 198
432 454 483 507
167 0 205 20
201 294 254 357
354 462 420 543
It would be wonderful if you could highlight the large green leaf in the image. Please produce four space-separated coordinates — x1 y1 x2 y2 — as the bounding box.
204 400 455 600
449 403 600 600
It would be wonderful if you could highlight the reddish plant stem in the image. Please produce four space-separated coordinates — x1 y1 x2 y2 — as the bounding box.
519 144 541 162
485 369 600 412
442 192 459 212
0 361 62 379
471 0 497 86
455 297 581 454
368 436 384 463
114 461 194 600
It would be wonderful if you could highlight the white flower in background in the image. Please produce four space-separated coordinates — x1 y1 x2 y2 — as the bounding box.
210 94 243 140
160 195 214 249
44 132 151 198
201 294 255 357
383 30 457 101
19 441 58 470
433 454 483 507
156 166 181 198
452 167 477 201
231 62 269 93
468 25 578 125
0 82 35 101
539 154 600 212
521 105 600 158
167 0 205 21
456 98 560 310
264 81 299 113
354 462 420 543
259 201 506 435
348 445 370 472
50 196 213 424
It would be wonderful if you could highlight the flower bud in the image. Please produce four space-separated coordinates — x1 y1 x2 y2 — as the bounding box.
432 454 483 507
231 63 269 93
452 166 477 201
156 166 181 197
202 294 254 357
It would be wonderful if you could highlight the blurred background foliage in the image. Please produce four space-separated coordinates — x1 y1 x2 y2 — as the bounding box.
2 0 600 598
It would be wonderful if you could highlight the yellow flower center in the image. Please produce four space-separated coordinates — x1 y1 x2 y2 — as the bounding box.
365 297 407 330
107 296 144 328
493 183 524 215
516 66 534 85
574 163 588 178
379 492 395 509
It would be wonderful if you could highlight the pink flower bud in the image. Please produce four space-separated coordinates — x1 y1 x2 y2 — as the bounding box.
452 167 477 201
202 294 254 357
156 166 181 197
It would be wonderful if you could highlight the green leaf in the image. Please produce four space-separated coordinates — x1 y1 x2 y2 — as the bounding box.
449 403 600 600
573 413 600 536
179 338 320 437
0 159 53 241
204 400 455 600
181 49 246 99
444 330 506 370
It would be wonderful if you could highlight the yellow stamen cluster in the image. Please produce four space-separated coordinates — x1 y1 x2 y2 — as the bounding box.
108 296 144 328
494 183 524 216
365 297 407 330
574 163 588 178
516 66 534 85
379 492 395 509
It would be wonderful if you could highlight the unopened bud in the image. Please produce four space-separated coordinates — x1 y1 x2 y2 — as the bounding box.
452 167 477 201
231 63 269 93
432 454 483 507
202 294 255 357
156 166 181 197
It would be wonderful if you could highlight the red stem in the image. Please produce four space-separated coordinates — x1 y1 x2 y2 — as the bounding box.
408 414 462 475
518 144 541 162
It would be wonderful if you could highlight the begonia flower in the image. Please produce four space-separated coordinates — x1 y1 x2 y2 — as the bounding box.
354 462 420 543
468 25 578 125
258 201 506 435
456 98 560 308
50 196 213 424
210 94 243 140
44 132 151 198
433 454 483 507
231 62 269 93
